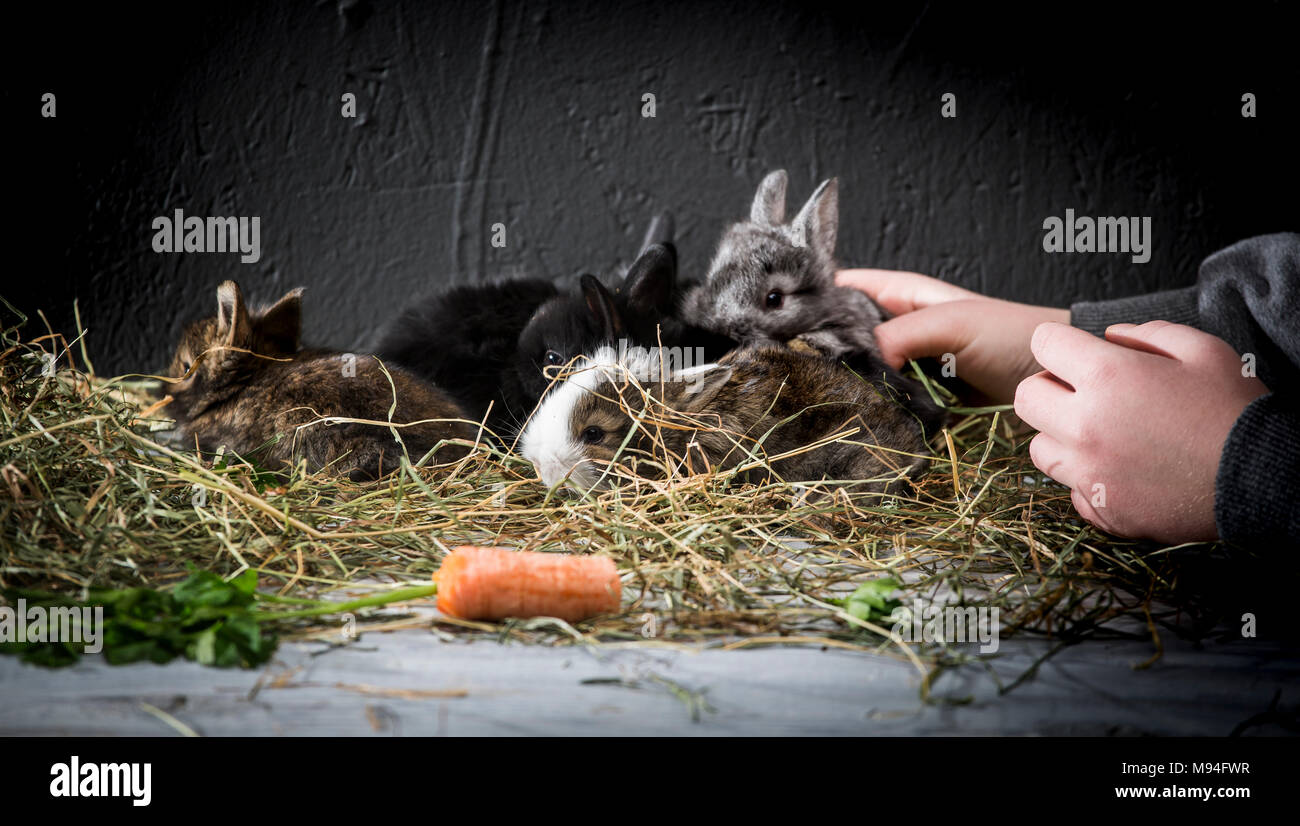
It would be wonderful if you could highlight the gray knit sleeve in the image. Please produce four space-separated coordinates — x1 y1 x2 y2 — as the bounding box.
1215 393 1300 545
1070 232 1300 392
1194 232 1300 393
1070 286 1199 336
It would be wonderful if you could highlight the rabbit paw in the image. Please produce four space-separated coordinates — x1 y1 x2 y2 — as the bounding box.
788 331 846 359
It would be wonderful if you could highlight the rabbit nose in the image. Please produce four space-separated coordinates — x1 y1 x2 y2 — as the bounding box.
538 457 574 487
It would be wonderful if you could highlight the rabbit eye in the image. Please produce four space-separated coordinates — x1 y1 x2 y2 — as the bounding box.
765 290 784 309
181 360 193 375
581 426 605 445
544 350 565 366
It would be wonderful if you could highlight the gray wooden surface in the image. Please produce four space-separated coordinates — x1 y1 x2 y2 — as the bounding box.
1 624 1295 736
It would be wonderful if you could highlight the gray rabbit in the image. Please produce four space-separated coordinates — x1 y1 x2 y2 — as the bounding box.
680 170 884 360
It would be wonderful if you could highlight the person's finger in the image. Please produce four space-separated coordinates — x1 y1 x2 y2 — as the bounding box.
1104 320 1228 363
1029 321 1121 390
1027 431 1082 489
870 302 978 368
1013 369 1078 436
836 269 979 315
1069 487 1110 535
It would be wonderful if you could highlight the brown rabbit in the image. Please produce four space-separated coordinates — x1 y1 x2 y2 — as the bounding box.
165 281 477 481
519 343 937 493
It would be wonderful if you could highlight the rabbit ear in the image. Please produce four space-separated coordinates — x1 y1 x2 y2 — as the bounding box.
215 280 252 347
257 287 304 352
750 170 788 225
580 274 624 341
791 177 838 261
625 243 677 316
669 362 733 411
639 212 675 253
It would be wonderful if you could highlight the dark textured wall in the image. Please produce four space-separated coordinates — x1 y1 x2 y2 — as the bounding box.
7 1 1298 375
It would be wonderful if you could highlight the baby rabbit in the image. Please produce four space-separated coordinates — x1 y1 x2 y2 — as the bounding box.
519 344 939 493
680 170 885 360
515 240 731 414
166 281 476 481
373 277 560 433
374 214 719 438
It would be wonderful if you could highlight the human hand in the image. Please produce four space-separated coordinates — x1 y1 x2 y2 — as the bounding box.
1014 321 1268 543
836 269 1068 404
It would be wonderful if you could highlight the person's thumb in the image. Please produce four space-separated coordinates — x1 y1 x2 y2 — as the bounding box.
837 269 979 315
872 301 978 369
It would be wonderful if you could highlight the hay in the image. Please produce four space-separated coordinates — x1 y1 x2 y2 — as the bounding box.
0 296 1223 684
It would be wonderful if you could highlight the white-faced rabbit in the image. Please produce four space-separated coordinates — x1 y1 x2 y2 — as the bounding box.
165 281 476 481
679 170 885 360
519 343 939 492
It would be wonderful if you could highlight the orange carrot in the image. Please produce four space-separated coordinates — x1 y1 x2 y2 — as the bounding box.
433 545 621 622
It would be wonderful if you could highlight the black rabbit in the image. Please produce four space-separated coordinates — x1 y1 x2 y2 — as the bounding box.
373 277 559 435
375 213 728 439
